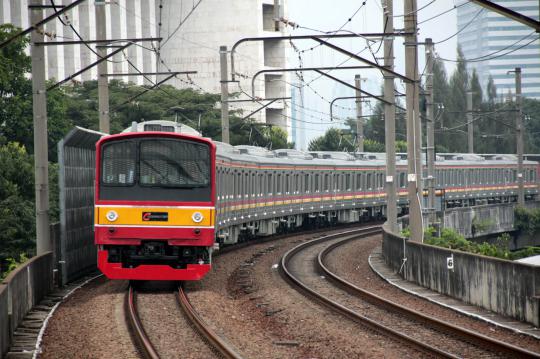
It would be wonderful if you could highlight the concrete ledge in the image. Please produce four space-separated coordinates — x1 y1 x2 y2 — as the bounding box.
370 245 540 339
0 253 54 358
382 224 540 327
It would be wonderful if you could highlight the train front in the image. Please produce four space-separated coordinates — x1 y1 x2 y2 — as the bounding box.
94 132 216 280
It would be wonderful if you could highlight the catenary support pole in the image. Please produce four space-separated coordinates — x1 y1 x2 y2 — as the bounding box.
95 0 110 133
30 0 51 255
384 0 398 232
425 38 436 224
515 67 524 206
467 91 473 153
404 0 423 241
355 75 364 152
220 46 230 144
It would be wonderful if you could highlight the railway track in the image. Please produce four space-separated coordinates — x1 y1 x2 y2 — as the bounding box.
280 226 540 358
125 284 243 359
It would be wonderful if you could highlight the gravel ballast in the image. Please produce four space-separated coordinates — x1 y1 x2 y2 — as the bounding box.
325 234 540 354
39 277 138 359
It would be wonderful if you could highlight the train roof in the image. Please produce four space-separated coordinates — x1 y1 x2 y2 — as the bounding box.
126 121 538 167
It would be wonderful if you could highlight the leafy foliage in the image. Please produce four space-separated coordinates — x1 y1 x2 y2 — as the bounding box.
0 142 36 272
308 128 354 151
420 226 540 260
514 206 540 236
0 253 28 280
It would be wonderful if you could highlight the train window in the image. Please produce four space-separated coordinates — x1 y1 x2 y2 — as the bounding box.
315 174 320 192
233 171 238 198
139 140 210 187
285 174 290 193
252 173 256 196
296 174 300 193
102 141 136 186
512 170 517 182
367 173 372 190
268 173 273 194
305 173 309 193
346 173 351 191
276 174 281 194
324 174 329 191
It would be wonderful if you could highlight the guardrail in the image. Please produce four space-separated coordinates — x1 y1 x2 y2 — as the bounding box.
0 252 54 357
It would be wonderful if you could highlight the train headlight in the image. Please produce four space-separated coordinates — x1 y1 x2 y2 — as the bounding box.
106 210 118 222
192 212 204 223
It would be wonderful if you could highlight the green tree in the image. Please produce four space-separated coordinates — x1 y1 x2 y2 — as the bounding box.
0 142 36 272
445 47 469 152
470 69 483 108
308 128 355 151
486 75 497 105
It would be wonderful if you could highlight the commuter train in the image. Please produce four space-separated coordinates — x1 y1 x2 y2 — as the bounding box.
94 121 539 280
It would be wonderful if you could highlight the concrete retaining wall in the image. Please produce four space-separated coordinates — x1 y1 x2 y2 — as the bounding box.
443 201 540 239
382 226 540 326
0 253 54 357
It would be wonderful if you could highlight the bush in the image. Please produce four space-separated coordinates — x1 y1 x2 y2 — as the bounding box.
514 206 540 236
0 253 28 280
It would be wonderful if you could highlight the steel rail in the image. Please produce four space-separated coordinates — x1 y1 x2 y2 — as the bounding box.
125 285 160 359
177 285 244 359
279 226 459 358
318 236 540 359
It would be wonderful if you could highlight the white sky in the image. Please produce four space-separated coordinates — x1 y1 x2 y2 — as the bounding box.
287 0 460 148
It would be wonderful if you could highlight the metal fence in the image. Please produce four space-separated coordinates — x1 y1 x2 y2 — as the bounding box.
58 127 104 285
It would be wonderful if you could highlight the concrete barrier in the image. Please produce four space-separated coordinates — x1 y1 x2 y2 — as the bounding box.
0 285 9 357
443 201 540 240
382 226 540 326
0 252 54 357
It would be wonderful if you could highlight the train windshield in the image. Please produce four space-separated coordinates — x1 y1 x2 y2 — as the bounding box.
100 137 212 201
139 139 210 188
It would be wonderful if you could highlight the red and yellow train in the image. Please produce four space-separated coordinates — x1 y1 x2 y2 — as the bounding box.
94 121 539 281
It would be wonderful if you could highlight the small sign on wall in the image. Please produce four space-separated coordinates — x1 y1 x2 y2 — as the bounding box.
447 254 454 271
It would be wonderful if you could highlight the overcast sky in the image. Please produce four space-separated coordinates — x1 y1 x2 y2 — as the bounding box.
287 0 460 148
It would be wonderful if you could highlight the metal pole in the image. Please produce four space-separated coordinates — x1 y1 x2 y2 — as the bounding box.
467 91 473 153
220 46 230 144
404 0 423 241
515 67 524 206
425 38 435 224
384 0 397 232
355 75 364 152
30 0 51 255
95 0 109 133
274 0 280 31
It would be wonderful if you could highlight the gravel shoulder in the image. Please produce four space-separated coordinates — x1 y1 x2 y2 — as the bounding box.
325 234 540 354
39 276 138 359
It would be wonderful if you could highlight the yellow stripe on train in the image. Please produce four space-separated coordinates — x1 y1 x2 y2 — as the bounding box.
96 206 214 226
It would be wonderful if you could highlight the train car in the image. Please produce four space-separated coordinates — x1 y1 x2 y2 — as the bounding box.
94 121 216 280
94 120 539 280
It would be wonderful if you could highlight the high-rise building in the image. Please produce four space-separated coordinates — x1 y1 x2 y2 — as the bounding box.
159 0 290 129
456 0 540 99
0 0 290 131
0 0 158 84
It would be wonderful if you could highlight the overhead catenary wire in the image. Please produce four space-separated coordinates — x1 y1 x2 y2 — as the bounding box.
49 0 125 64
434 8 483 44
437 33 539 63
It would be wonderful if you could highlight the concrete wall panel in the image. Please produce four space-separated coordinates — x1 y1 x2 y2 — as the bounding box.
0 285 9 357
383 226 540 326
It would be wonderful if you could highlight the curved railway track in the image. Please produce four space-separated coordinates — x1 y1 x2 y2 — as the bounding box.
125 284 243 359
280 226 540 358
